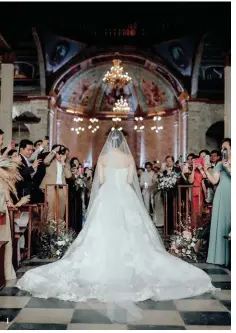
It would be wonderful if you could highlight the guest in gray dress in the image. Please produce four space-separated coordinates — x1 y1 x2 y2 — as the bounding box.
204 138 231 266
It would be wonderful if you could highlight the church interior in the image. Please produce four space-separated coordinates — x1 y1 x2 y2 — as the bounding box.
0 2 231 330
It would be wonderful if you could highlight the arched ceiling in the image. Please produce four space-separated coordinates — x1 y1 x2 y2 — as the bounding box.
52 55 184 117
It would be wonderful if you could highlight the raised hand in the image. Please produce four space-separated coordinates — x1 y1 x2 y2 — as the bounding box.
32 159 42 169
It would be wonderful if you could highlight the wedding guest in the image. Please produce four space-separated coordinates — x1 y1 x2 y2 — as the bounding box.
41 145 72 226
67 157 83 233
204 138 231 266
162 156 181 234
152 166 164 227
188 158 206 228
139 162 154 214
17 139 42 201
0 156 23 280
199 150 211 159
137 167 145 179
210 150 221 166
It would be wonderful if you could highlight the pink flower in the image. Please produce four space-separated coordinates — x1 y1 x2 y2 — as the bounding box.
183 231 192 238
171 244 177 250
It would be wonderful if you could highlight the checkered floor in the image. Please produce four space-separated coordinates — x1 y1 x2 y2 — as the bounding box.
0 261 231 330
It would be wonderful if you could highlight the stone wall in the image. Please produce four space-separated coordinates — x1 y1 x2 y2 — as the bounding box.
187 101 224 154
12 99 49 144
57 111 178 167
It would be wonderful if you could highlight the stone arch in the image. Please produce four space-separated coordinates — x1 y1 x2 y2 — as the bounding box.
12 111 41 143
49 52 186 119
205 120 224 151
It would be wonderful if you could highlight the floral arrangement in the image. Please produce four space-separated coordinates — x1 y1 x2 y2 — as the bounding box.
157 171 180 192
34 220 76 260
169 217 204 261
75 174 87 189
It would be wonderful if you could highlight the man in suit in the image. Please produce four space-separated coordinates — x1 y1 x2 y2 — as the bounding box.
162 156 181 234
16 139 41 201
40 145 72 226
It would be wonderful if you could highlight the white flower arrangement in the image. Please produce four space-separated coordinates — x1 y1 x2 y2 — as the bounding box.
169 217 204 262
39 220 77 260
157 171 180 192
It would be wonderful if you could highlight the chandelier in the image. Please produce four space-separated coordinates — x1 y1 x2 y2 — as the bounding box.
71 117 85 134
134 117 144 132
88 118 99 134
71 126 85 135
113 96 130 114
151 116 163 133
103 59 132 88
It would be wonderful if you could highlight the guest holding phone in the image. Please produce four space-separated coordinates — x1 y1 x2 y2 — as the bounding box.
204 138 231 266
188 157 206 228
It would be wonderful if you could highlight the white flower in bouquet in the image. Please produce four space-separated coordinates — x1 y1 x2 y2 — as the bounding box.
192 237 197 242
190 242 195 247
56 250 61 256
175 249 179 254
187 245 191 249
176 237 182 245
186 250 191 255
182 248 186 253
66 238 69 242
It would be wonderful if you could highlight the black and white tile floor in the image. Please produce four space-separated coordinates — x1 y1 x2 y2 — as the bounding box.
0 261 231 330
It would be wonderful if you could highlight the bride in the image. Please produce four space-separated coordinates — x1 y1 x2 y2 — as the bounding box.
16 130 214 323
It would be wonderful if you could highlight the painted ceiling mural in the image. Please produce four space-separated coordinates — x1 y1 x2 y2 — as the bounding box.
58 62 178 114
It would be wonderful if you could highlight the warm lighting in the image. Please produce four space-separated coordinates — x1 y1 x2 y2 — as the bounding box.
134 117 145 132
88 118 99 133
73 117 83 122
71 126 85 135
103 59 131 88
151 116 164 133
113 96 130 114
112 117 121 122
111 127 123 131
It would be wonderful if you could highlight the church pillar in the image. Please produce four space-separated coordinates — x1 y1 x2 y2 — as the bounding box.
173 119 179 161
224 57 231 137
181 111 188 161
0 52 14 145
56 118 61 144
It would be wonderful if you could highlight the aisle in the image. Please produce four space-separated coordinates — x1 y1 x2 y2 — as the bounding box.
0 260 231 330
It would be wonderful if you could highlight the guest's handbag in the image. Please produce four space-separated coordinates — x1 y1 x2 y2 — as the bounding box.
0 211 6 225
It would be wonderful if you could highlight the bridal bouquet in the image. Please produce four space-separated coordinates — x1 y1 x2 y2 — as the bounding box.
157 171 180 193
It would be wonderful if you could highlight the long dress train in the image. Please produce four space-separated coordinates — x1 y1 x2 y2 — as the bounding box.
16 167 214 323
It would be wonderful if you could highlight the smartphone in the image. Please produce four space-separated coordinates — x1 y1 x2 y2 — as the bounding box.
204 155 210 164
161 163 166 171
11 140 15 149
193 157 204 166
222 148 228 161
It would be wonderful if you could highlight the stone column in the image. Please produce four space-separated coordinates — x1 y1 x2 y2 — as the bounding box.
181 111 188 161
56 118 61 144
224 58 231 137
0 53 14 145
49 109 55 150
173 120 179 161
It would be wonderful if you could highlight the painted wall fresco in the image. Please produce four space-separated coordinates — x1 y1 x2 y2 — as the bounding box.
59 62 178 114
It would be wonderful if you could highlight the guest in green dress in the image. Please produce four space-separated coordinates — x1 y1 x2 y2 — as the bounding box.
204 138 231 266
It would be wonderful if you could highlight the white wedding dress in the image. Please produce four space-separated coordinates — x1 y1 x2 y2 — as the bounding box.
16 131 214 323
